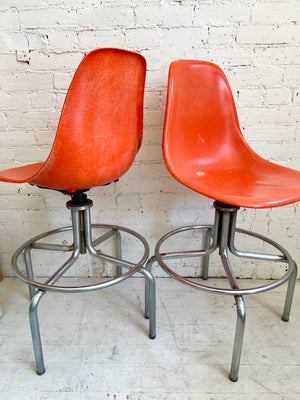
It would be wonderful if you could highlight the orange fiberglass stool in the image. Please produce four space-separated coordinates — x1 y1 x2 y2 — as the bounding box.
0 48 156 375
146 60 300 381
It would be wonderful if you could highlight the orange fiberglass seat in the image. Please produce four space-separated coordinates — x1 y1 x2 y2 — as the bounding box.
163 60 300 209
0 48 145 191
0 48 156 375
146 60 300 382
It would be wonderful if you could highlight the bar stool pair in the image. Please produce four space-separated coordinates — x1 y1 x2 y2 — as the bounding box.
0 48 299 381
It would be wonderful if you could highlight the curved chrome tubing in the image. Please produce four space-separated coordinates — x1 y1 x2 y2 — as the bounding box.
146 201 297 382
12 198 156 375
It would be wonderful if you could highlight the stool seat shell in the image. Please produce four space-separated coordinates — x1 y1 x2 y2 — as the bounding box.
0 48 146 192
163 60 300 208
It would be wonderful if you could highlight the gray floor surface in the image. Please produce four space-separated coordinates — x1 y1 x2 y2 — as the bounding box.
0 277 299 399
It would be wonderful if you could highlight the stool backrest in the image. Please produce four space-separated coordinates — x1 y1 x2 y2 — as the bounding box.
163 60 254 182
31 48 146 191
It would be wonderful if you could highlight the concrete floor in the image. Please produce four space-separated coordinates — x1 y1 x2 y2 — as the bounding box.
0 277 299 399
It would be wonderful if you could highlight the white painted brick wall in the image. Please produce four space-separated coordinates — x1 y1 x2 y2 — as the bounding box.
0 0 299 280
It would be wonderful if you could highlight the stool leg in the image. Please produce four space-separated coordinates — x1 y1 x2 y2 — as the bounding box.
115 230 122 277
24 247 36 300
145 255 156 320
202 228 213 280
29 289 45 375
141 265 156 339
282 261 298 322
230 295 246 382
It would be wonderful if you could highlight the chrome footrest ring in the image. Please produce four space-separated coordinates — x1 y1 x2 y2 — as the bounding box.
155 224 296 296
12 224 149 293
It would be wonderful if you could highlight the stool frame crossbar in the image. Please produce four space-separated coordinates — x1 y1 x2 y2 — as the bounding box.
145 201 297 382
12 197 156 375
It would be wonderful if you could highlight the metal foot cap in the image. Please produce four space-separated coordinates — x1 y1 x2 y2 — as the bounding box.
229 375 238 382
37 369 45 375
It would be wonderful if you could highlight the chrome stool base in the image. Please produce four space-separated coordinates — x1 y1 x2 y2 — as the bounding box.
12 197 156 375
146 201 297 381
